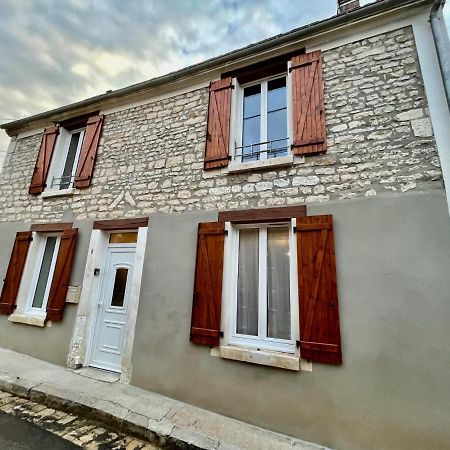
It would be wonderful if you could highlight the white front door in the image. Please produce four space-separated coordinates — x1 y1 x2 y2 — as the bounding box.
89 245 135 372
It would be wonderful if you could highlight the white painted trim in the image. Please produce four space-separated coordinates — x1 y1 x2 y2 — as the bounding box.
412 12 450 215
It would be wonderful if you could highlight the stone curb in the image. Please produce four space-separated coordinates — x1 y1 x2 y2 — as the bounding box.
0 375 213 450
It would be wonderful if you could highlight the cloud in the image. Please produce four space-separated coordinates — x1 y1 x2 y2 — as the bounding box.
0 0 449 164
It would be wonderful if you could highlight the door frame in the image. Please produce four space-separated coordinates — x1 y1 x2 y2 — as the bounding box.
67 224 148 383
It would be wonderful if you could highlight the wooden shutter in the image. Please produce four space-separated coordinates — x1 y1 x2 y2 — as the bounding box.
74 114 104 188
204 78 233 170
297 215 342 364
290 51 327 156
0 231 32 315
190 222 225 346
46 228 78 322
29 126 59 194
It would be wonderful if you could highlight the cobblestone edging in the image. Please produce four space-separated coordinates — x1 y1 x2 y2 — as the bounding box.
0 26 442 223
0 391 156 449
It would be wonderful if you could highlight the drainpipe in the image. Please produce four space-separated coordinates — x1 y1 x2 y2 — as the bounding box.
430 0 450 112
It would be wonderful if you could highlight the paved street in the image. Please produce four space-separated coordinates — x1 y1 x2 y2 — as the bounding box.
0 411 80 449
0 392 156 449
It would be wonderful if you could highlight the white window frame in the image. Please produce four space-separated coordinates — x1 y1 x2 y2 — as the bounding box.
46 127 85 191
231 71 292 164
24 233 61 316
224 220 299 354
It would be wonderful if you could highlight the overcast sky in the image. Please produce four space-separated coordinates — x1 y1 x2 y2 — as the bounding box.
0 0 449 159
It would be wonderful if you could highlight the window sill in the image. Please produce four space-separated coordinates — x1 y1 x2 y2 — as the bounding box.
228 155 294 174
42 188 75 199
211 344 300 371
8 313 46 327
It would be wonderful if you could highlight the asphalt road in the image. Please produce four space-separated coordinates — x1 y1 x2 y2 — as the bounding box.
0 411 80 450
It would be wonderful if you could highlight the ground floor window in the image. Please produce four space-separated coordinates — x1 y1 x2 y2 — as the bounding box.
228 222 298 353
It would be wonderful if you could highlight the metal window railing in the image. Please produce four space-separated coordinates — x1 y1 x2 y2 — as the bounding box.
234 137 289 162
51 175 74 190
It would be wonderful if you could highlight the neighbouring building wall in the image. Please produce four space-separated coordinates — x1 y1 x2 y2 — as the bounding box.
130 191 450 450
0 26 443 223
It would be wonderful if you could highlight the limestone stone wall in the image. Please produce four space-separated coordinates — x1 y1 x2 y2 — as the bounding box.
0 26 442 223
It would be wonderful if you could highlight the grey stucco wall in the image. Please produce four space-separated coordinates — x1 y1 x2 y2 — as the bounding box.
0 219 92 366
130 191 450 450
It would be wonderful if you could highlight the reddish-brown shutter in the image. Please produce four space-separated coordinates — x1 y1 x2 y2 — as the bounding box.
29 126 59 194
46 228 78 322
74 114 104 188
0 231 33 315
297 215 342 364
290 50 327 156
190 222 225 346
204 78 233 170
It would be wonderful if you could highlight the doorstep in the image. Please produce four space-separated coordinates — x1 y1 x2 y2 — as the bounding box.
0 348 330 450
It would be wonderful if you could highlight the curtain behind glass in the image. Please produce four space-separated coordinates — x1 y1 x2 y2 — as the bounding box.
267 227 291 340
237 228 259 335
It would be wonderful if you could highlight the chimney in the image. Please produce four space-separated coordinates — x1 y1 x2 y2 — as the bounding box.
337 0 360 14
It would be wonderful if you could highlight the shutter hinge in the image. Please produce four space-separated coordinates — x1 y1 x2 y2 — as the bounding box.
94 268 100 276
224 229 228 236
193 292 197 303
296 340 301 348
220 331 224 338
293 226 297 233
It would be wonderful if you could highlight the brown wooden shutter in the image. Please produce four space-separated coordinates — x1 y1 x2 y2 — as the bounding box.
297 215 342 364
190 222 225 346
74 114 104 188
29 126 59 194
46 228 78 322
0 231 32 315
204 78 233 170
291 50 327 156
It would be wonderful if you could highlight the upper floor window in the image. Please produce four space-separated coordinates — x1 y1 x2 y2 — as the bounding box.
238 76 289 163
203 50 327 171
48 127 86 190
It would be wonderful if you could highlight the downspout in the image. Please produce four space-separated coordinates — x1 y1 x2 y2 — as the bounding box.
430 0 450 112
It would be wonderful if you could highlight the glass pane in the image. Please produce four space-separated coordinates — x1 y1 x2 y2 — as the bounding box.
32 237 57 309
237 229 259 336
267 109 288 159
242 116 261 161
267 227 291 340
267 78 287 112
60 132 81 189
109 232 138 244
243 84 261 118
111 268 129 307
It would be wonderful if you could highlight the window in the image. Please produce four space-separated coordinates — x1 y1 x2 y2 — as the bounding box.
228 222 298 353
48 128 85 190
236 76 289 163
26 234 61 315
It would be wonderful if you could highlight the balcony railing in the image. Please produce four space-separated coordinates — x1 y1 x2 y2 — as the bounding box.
234 137 289 163
51 174 74 190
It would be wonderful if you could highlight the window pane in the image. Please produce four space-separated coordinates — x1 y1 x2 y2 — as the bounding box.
111 268 128 307
267 109 288 158
237 229 259 336
243 85 261 118
60 132 81 189
267 78 287 112
242 116 261 161
267 227 291 340
109 232 138 244
32 237 57 309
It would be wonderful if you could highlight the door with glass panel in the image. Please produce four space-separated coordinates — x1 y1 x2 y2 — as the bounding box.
90 233 137 372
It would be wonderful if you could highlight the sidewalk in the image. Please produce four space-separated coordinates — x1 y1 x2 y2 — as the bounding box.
0 348 328 450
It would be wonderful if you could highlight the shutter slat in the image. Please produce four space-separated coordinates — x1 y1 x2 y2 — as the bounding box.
74 115 104 188
0 231 32 315
190 222 225 346
297 215 342 364
204 78 232 170
291 51 327 156
46 228 78 322
29 127 59 194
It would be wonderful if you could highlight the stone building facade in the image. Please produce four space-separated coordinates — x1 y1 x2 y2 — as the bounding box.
0 2 450 450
